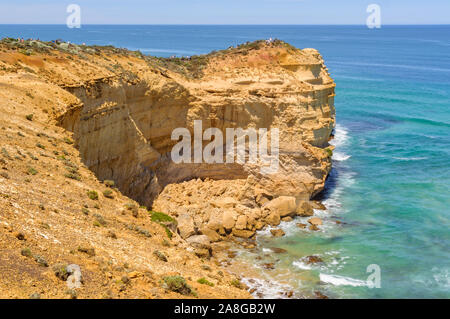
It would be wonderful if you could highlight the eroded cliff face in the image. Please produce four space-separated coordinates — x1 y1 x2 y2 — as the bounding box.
54 42 335 210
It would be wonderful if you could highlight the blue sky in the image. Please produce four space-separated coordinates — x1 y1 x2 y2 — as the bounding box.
0 0 449 24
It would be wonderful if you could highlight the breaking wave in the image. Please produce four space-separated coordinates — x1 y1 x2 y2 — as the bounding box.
319 273 368 287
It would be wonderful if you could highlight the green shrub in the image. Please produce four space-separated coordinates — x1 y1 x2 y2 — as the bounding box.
162 225 173 239
21 248 32 257
36 143 45 150
65 172 81 181
27 152 38 161
150 211 174 223
26 114 34 121
104 180 115 187
125 203 139 217
150 211 175 239
33 255 48 267
102 189 114 199
197 278 214 287
53 264 69 281
63 137 74 145
93 220 101 227
134 226 151 237
87 190 98 200
94 213 107 226
162 276 192 296
27 167 38 175
325 147 333 157
230 279 244 289
153 250 168 262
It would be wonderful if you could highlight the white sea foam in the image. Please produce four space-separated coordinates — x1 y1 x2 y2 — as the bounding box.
432 267 450 289
333 152 351 161
337 75 384 82
292 260 312 270
330 124 349 148
319 273 368 287
393 156 428 161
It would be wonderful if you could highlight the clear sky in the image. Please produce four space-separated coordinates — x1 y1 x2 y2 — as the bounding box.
0 0 449 25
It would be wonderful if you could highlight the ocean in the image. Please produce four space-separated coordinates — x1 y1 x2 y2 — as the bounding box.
1 25 449 298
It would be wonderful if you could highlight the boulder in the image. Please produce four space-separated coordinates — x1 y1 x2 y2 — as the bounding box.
265 212 280 226
232 229 255 238
297 223 307 229
311 201 327 210
177 213 196 239
200 227 221 242
255 190 273 207
314 291 329 299
264 196 296 217
66 264 83 289
270 247 287 254
212 197 237 209
222 210 237 230
308 217 323 226
296 201 314 217
187 235 211 258
270 228 285 237
206 210 223 231
235 215 248 230
305 255 323 264
262 263 275 270
255 220 266 230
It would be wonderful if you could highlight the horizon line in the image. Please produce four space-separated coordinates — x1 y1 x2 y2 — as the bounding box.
0 23 450 26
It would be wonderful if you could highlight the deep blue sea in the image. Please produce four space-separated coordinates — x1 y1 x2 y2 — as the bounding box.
1 25 449 298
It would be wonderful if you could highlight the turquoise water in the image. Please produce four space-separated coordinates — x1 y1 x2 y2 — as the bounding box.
2 25 449 298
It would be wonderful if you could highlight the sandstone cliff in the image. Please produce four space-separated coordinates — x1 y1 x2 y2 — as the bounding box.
0 38 335 298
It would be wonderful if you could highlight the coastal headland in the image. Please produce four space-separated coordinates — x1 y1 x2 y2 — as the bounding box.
0 38 335 298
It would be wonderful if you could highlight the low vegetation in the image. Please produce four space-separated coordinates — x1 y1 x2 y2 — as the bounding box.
197 277 214 287
162 276 194 296
87 190 99 200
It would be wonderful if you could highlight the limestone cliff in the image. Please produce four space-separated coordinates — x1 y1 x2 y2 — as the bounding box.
0 38 334 298
54 40 335 209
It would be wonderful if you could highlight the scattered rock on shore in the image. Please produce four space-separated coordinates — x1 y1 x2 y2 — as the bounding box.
270 228 285 237
262 263 275 270
305 255 323 264
296 201 314 217
308 217 323 226
314 291 329 299
311 201 327 210
264 196 296 217
270 247 287 254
